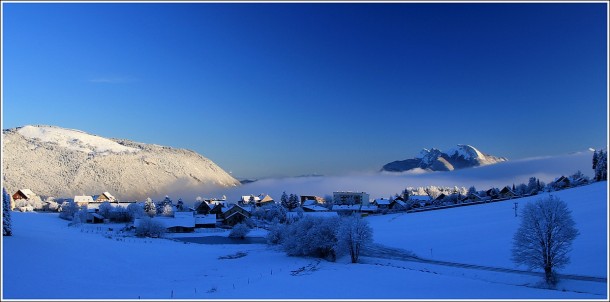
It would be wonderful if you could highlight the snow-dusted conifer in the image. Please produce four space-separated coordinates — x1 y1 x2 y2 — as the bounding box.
162 204 174 216
280 191 289 208
3 188 12 236
144 198 156 217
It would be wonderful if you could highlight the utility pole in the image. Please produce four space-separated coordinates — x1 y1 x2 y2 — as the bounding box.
513 202 518 217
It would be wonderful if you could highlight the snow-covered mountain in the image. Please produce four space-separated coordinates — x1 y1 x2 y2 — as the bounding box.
2 125 240 200
382 144 508 172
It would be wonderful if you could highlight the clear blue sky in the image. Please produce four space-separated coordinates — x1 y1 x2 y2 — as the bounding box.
2 2 608 179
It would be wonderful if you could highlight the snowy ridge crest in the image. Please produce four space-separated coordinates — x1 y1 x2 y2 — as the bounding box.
382 144 507 172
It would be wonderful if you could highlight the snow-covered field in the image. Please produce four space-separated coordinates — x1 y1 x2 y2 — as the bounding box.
368 181 608 277
2 182 607 299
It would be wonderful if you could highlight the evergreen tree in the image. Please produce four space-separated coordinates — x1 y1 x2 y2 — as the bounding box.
467 186 477 195
176 198 184 211
3 188 12 236
287 194 300 210
280 191 289 209
144 198 156 217
595 150 608 181
592 150 599 170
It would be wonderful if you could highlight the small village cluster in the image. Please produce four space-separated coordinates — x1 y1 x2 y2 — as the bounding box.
6 169 593 235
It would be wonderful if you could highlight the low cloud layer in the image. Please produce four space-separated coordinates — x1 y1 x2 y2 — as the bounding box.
196 150 595 204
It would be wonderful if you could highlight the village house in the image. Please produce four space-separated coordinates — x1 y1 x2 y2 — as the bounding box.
499 186 517 199
195 214 216 228
74 195 94 207
220 204 252 226
553 176 571 189
195 200 212 215
372 198 391 209
11 189 39 210
257 194 275 207
12 189 37 201
333 191 370 205
93 192 116 203
409 195 432 207
300 195 325 204
302 204 329 212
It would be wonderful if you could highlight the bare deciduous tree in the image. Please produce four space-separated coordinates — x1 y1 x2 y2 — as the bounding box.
511 195 579 285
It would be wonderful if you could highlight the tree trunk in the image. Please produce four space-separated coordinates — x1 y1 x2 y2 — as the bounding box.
544 266 555 285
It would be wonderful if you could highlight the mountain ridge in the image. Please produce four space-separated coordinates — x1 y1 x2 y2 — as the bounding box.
2 125 240 200
382 144 508 172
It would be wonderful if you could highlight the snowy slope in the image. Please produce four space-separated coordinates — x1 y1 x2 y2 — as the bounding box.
16 125 139 154
2 125 240 200
367 182 608 278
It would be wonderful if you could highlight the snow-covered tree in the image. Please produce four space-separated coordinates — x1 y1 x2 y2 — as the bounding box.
526 177 539 195
127 202 145 220
593 150 607 181
280 191 289 208
44 197 59 212
286 193 300 210
3 188 12 236
59 201 80 220
424 186 442 199
98 201 113 218
71 208 87 226
176 198 184 211
281 216 341 261
135 217 166 237
338 214 373 263
144 198 156 217
467 186 477 195
264 204 287 223
229 223 250 239
512 195 579 285
162 204 174 217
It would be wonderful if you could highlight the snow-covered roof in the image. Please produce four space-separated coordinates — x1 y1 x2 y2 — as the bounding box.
286 212 338 219
394 200 407 207
152 216 195 228
360 205 378 212
18 189 36 198
374 199 391 205
88 213 105 220
102 192 115 200
302 205 328 212
332 205 360 211
241 195 261 202
302 200 317 206
74 196 94 203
